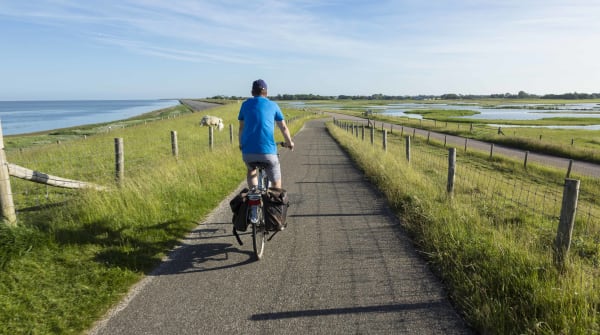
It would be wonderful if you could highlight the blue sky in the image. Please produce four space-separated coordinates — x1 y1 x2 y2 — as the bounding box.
1 0 599 100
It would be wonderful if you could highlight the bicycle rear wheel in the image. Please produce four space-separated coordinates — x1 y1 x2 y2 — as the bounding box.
251 207 266 260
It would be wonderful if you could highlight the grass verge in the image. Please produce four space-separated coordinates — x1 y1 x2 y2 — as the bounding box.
327 121 599 334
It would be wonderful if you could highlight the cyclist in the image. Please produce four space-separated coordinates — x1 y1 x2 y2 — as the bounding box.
238 79 294 189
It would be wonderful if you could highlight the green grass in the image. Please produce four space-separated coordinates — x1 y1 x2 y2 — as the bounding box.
327 121 600 334
0 102 317 334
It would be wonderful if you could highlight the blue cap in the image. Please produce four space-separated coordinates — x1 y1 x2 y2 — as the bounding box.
252 79 267 92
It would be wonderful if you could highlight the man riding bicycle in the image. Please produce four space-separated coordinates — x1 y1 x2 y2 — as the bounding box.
238 79 294 189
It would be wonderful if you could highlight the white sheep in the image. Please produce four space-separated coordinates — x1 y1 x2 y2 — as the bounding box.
199 115 224 131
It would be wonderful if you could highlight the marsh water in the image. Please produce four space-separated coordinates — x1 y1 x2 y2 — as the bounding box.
378 102 600 120
285 101 600 130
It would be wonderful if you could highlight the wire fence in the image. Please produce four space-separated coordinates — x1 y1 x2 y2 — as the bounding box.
3 114 598 240
1 112 305 218
374 113 600 167
332 119 600 257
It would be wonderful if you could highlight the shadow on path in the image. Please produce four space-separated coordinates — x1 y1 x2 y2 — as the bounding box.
250 301 448 320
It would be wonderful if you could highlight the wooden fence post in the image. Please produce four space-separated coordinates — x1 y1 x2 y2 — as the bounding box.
447 148 456 196
171 131 178 158
464 138 468 152
489 143 494 159
524 151 529 169
229 124 234 144
0 121 17 225
554 178 580 267
383 130 387 152
370 127 375 145
361 125 365 141
209 126 214 150
405 136 411 162
566 159 573 178
115 138 124 185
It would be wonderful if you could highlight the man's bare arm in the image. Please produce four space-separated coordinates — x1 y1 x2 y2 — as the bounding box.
277 120 294 150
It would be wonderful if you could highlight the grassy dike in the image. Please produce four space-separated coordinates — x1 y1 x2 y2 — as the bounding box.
0 102 315 334
326 122 599 334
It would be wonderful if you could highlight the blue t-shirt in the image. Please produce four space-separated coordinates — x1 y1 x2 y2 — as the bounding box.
238 96 284 154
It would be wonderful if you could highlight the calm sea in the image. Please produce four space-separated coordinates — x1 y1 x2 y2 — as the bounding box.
0 99 180 136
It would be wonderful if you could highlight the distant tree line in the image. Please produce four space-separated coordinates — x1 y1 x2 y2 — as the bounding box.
445 91 600 100
208 91 600 101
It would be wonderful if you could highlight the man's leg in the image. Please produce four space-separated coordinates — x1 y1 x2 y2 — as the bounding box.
266 155 282 189
272 179 282 189
247 168 258 188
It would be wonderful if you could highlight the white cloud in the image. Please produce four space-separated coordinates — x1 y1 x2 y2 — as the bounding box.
1 0 599 98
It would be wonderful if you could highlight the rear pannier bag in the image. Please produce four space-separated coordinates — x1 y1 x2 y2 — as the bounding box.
262 187 290 231
229 188 249 232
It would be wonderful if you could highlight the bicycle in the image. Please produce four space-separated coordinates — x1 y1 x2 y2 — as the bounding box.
233 142 290 260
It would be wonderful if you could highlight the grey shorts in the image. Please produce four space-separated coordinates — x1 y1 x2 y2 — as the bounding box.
243 154 281 182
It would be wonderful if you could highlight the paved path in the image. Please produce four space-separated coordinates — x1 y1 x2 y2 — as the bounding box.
89 118 472 335
178 99 221 112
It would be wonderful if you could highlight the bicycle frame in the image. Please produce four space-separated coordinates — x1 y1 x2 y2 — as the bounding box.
239 142 288 260
248 165 269 259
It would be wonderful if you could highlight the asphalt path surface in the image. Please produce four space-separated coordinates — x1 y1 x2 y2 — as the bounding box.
331 113 600 179
89 118 473 334
178 99 221 112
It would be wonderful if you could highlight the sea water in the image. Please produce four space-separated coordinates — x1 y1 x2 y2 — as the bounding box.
0 99 180 136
